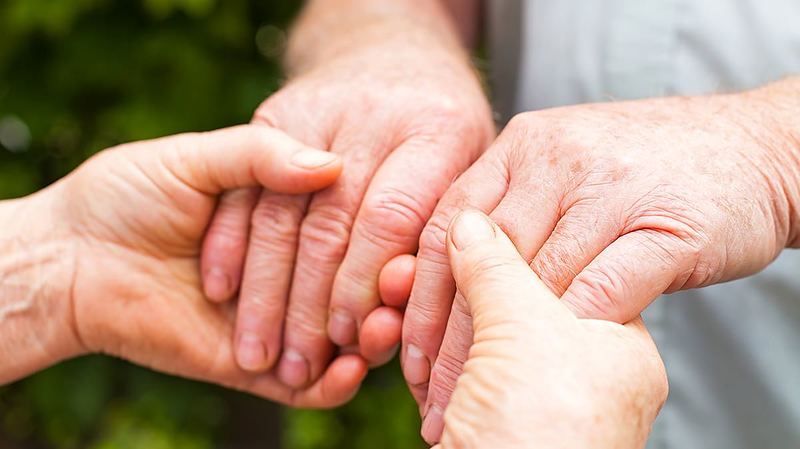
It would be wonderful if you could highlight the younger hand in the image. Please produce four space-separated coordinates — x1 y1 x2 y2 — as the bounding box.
26 125 365 407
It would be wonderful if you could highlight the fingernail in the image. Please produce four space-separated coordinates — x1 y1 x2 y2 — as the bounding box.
421 405 445 444
328 310 357 346
451 210 495 251
404 344 431 386
204 267 230 301
277 348 310 388
236 332 268 372
291 149 337 169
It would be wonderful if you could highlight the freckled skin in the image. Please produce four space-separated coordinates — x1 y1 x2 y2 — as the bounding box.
406 78 800 443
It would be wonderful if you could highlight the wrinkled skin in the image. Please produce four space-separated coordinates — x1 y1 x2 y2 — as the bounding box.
201 40 494 388
19 125 369 407
432 210 667 449
404 88 800 442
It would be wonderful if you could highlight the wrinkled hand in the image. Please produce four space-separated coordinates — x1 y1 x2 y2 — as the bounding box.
430 211 666 449
50 125 367 407
405 87 800 442
201 43 494 387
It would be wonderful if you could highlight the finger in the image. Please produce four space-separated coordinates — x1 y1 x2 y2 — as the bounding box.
201 187 260 302
356 254 416 367
379 254 416 309
243 354 368 409
446 210 566 329
283 354 368 408
420 293 472 445
402 154 509 406
131 295 366 410
328 137 481 347
487 190 560 260
412 175 563 432
233 192 309 372
358 306 403 367
484 151 564 261
278 129 398 388
561 229 696 323
152 124 342 195
528 200 623 297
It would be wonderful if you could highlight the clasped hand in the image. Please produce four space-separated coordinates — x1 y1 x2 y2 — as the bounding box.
1 123 667 449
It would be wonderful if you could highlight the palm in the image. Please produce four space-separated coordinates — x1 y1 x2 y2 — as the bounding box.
70 147 216 258
65 147 231 375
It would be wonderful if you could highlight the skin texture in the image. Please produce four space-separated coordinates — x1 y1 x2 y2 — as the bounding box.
431 210 667 449
405 79 800 442
0 125 372 407
200 0 494 389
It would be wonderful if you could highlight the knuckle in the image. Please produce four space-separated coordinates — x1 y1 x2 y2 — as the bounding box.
569 266 629 319
206 225 246 255
428 353 464 403
676 238 720 290
359 188 429 246
531 253 575 296
285 309 329 341
404 285 454 337
503 111 546 142
419 212 453 255
241 291 284 316
405 300 449 335
332 269 375 306
250 196 305 248
217 188 259 212
636 229 717 290
299 204 353 264
505 112 533 132
687 256 717 288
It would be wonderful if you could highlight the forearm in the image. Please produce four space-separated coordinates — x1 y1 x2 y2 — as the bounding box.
286 0 474 75
440 0 483 47
742 77 800 247
0 189 82 384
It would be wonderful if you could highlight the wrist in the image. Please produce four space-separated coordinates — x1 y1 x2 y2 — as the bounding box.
286 0 468 77
0 185 83 384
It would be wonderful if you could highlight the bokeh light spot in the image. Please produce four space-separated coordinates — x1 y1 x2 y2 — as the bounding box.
0 116 31 153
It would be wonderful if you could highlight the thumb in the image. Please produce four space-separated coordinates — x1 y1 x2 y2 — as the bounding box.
446 210 568 333
142 124 341 195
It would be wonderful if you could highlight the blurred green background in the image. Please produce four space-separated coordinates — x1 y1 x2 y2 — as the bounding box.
0 1 425 448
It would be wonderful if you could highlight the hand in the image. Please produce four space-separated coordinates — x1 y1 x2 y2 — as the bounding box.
404 81 800 442
10 125 367 407
201 37 494 387
431 211 667 449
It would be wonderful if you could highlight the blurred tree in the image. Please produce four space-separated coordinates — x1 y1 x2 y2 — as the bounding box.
0 1 426 448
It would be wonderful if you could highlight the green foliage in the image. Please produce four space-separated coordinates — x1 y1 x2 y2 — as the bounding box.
0 1 425 448
284 361 426 449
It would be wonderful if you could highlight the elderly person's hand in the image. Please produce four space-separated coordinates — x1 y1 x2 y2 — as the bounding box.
0 125 373 408
199 0 494 388
430 210 667 449
403 78 800 442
